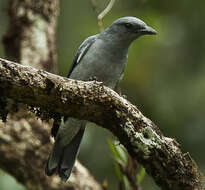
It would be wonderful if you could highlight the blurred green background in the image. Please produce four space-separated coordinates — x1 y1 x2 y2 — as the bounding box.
0 0 205 189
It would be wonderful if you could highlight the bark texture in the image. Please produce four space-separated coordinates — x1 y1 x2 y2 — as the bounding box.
0 58 203 190
0 0 103 190
0 113 102 190
3 0 58 73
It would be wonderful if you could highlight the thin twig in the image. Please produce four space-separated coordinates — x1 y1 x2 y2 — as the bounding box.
91 0 116 32
98 0 115 31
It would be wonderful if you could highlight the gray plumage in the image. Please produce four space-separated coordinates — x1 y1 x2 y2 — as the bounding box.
45 16 156 181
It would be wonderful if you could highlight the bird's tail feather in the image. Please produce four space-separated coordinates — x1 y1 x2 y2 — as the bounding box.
45 127 85 181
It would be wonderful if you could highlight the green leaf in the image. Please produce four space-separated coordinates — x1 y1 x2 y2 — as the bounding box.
123 175 132 190
114 162 123 180
115 145 127 164
107 139 127 165
136 167 146 185
108 139 121 159
108 139 127 180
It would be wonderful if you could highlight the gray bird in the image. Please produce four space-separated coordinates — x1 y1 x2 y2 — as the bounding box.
45 16 156 181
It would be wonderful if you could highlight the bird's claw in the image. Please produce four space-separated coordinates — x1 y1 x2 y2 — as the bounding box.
122 94 127 99
88 76 98 81
89 76 103 85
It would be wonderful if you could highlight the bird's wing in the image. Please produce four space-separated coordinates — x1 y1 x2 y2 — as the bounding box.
67 34 98 77
51 34 97 138
47 35 98 178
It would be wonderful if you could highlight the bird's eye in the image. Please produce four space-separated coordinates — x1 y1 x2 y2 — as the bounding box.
124 23 133 29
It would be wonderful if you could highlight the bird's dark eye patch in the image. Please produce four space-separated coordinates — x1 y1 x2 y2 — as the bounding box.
124 23 133 29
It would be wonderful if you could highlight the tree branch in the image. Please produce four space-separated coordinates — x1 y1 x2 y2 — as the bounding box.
91 0 116 32
0 57 203 190
0 113 102 190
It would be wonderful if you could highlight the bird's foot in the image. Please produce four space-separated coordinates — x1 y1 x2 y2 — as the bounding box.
88 76 98 81
122 94 127 99
89 76 103 85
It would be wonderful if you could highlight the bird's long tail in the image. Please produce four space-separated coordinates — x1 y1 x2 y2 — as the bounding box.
45 126 85 181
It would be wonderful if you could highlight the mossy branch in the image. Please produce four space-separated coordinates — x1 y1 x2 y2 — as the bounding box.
0 57 203 190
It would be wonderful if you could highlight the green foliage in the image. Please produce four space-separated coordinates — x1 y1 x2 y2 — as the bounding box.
136 167 146 185
108 139 146 189
108 139 125 180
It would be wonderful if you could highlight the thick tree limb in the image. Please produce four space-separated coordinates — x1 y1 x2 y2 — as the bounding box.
0 58 203 190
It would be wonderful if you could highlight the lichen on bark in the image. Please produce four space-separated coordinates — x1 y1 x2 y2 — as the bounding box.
0 58 203 190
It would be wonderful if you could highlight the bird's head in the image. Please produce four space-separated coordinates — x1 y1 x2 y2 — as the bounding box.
103 17 157 44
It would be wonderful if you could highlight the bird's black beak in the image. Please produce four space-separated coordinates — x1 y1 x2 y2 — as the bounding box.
140 26 157 35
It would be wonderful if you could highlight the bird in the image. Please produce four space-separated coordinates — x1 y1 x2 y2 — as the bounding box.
45 16 157 181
